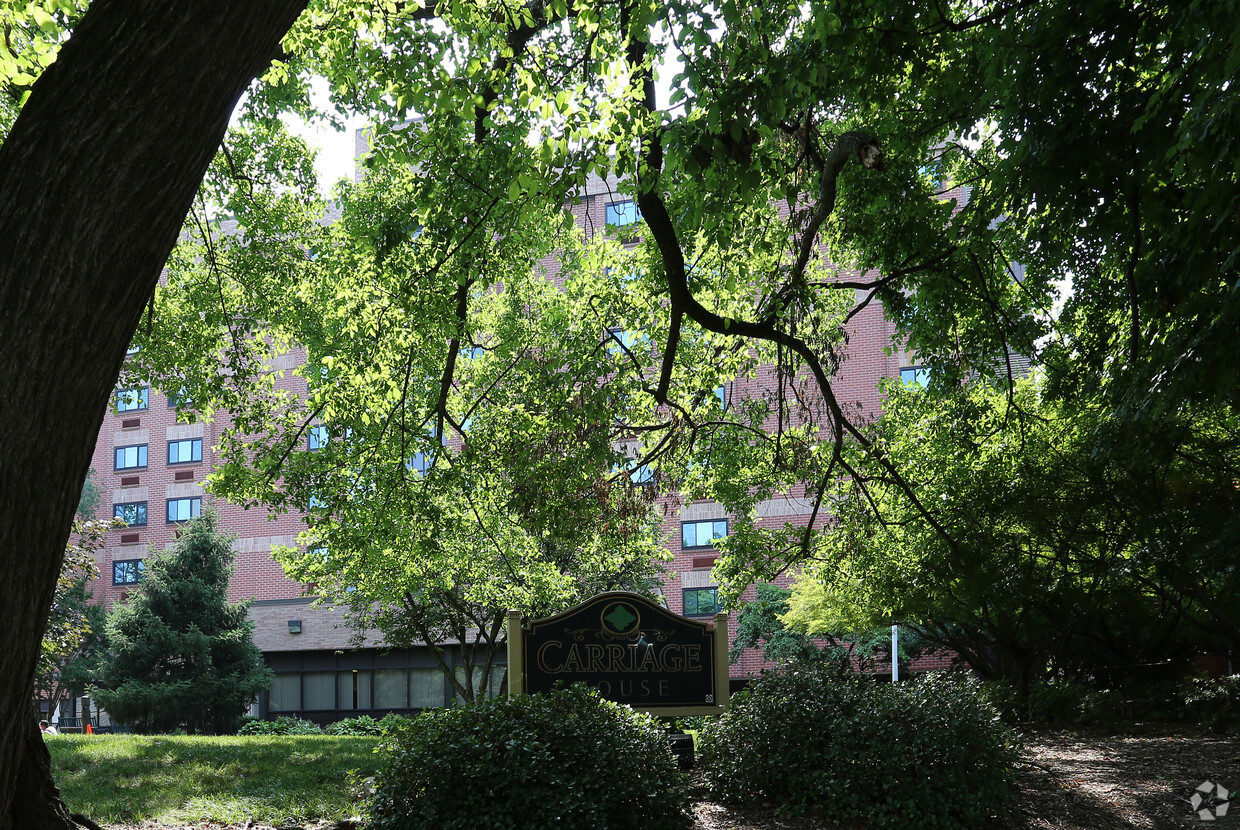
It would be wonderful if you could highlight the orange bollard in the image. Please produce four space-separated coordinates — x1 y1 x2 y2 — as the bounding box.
85 723 92 735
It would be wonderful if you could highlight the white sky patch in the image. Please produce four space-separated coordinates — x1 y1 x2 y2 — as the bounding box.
280 77 364 197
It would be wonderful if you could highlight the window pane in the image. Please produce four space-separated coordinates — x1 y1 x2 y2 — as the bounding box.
337 670 372 710
411 668 444 708
167 387 193 409
303 672 335 710
116 388 149 412
606 200 640 226
684 587 719 616
629 464 653 485
115 445 148 469
168 439 202 464
308 426 329 451
269 674 301 711
113 560 145 585
114 502 147 526
167 497 201 522
900 366 930 387
373 669 407 709
683 520 727 548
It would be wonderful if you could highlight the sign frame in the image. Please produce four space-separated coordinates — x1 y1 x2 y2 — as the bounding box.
507 592 729 716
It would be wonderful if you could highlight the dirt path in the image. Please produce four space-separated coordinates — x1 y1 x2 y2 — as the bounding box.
995 725 1240 829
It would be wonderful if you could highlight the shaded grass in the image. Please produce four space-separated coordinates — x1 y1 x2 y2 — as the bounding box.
48 734 382 825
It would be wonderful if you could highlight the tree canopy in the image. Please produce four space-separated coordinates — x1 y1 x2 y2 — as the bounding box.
2 0 1239 825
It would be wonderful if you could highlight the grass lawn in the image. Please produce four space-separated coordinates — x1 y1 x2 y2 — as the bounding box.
48 734 382 826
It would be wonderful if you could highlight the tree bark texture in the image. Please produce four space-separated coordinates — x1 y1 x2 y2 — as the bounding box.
0 2 306 828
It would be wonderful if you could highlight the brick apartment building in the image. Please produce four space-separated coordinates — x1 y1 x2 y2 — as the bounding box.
73 147 959 727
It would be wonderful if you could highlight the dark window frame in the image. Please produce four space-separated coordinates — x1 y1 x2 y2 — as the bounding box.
112 559 146 585
308 425 329 451
167 387 193 409
605 200 641 227
115 387 149 413
166 496 202 524
113 444 148 471
681 518 728 550
167 437 203 465
899 366 931 388
682 586 721 617
113 501 148 527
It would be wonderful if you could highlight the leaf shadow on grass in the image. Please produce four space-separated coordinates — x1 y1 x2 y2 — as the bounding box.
49 734 382 825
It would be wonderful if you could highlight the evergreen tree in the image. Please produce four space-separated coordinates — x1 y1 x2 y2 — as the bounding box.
92 512 272 734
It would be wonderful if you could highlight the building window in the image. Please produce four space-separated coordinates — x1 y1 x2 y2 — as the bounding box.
406 429 446 475
268 674 301 711
303 671 336 710
681 519 727 549
338 670 373 710
113 559 146 585
627 463 654 485
114 444 148 470
413 668 448 707
308 425 329 451
113 501 148 527
453 666 504 703
606 200 641 227
606 327 649 356
166 496 201 523
683 587 721 617
373 669 408 709
900 366 931 387
167 438 203 465
167 387 193 409
115 387 149 412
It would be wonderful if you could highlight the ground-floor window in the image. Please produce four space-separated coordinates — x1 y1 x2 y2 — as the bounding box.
267 667 450 712
454 666 508 702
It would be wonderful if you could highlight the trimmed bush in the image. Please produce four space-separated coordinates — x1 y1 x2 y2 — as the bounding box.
698 666 1019 829
367 684 692 830
237 715 323 736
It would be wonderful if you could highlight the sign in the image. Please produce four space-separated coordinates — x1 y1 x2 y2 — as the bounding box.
507 592 729 716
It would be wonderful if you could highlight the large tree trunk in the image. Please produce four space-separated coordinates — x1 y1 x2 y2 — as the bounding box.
0 2 306 828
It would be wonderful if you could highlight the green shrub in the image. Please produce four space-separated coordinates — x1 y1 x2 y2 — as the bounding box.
1184 675 1240 730
376 712 411 732
237 715 323 736
982 677 1193 725
326 715 386 735
698 666 1019 829
367 684 692 830
324 713 410 735
1024 677 1090 723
